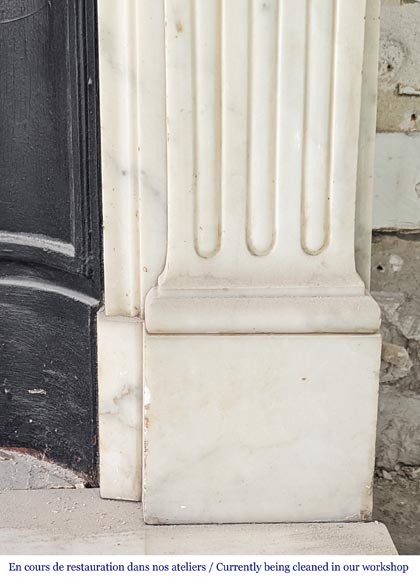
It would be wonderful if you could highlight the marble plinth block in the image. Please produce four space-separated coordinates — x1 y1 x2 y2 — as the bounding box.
98 312 142 501
143 334 381 524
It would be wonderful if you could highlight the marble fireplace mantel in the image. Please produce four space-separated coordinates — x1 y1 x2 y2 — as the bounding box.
97 0 382 524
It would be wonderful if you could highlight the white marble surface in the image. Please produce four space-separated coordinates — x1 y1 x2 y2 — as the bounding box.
98 0 168 317
144 334 381 524
355 0 381 287
98 312 142 501
159 0 368 289
146 290 380 334
97 0 141 317
97 0 382 520
147 0 379 334
137 0 168 314
97 0 168 500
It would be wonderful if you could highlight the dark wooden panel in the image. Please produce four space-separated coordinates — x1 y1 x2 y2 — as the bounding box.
0 0 101 289
0 0 73 244
0 278 98 480
0 0 102 482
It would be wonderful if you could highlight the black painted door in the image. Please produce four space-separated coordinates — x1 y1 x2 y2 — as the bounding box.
0 0 101 483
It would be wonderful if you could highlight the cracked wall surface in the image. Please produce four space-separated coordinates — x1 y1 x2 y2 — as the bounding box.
378 2 420 132
374 1 420 470
373 234 420 468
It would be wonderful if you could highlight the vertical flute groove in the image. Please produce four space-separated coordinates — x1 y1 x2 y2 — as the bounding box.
246 0 279 257
301 0 336 256
192 0 223 259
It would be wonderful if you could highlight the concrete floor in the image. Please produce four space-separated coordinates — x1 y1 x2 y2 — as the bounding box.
0 451 399 555
374 471 420 555
0 489 397 555
0 449 86 491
